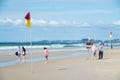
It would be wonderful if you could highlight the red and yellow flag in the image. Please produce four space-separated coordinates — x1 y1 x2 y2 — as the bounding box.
25 12 31 27
109 32 112 38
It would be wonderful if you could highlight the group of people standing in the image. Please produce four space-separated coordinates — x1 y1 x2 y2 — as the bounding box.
86 40 104 60
16 46 26 63
16 46 49 63
91 43 104 59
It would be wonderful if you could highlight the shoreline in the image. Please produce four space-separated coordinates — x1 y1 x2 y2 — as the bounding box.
0 48 87 67
0 47 119 67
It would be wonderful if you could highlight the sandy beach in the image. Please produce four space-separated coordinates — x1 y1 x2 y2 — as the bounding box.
0 48 120 80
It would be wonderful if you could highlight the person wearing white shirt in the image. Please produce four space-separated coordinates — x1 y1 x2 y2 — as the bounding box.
17 46 21 62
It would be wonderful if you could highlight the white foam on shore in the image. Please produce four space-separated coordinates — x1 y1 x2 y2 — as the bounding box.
0 45 86 55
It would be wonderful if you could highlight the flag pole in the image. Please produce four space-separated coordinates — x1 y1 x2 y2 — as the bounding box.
110 32 113 49
24 12 33 72
110 38 112 49
29 28 33 73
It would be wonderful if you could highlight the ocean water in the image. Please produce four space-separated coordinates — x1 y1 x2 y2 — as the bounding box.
0 41 120 54
0 42 120 67
0 42 120 53
0 42 86 54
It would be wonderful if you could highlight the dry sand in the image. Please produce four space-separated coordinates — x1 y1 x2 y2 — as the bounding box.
0 48 120 80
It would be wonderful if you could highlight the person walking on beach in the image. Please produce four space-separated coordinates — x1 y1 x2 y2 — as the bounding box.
17 46 21 62
44 47 49 63
98 43 104 59
22 46 26 63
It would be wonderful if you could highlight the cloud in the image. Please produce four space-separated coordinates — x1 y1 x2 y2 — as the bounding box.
0 18 120 27
95 20 120 26
49 20 60 25
80 22 90 26
48 20 91 27
0 18 91 27
31 19 47 26
0 18 23 26
112 20 120 26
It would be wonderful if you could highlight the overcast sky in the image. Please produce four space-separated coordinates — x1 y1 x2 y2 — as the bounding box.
0 0 120 42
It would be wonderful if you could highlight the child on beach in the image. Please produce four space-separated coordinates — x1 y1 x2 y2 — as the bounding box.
44 47 49 63
91 43 97 60
22 46 26 63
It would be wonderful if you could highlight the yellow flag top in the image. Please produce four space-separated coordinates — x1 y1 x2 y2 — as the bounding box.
24 12 31 27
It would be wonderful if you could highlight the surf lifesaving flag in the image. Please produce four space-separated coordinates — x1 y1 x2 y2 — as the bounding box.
110 32 112 38
25 12 31 27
